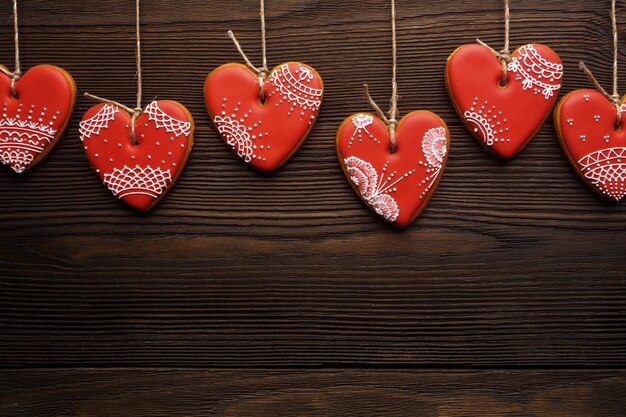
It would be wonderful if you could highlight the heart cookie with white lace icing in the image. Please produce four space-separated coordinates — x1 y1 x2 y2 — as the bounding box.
555 89 626 201
337 111 449 227
0 64 75 173
205 62 323 172
79 100 194 211
446 43 562 159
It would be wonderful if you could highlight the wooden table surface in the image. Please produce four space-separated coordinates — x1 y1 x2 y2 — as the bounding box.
1 0 625 415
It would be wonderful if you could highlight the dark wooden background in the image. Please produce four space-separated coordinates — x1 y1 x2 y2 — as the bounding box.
1 0 625 415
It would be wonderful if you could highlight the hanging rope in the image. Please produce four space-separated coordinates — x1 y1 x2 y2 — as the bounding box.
0 0 22 98
364 0 399 153
85 0 143 144
579 0 622 129
476 0 511 85
228 0 269 102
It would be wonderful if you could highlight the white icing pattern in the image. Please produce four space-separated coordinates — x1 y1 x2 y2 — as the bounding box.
145 101 191 137
213 98 270 163
79 104 119 140
104 165 172 199
578 147 626 201
418 127 447 199
345 123 447 221
463 97 510 146
345 156 402 222
507 44 563 99
0 103 60 173
214 114 254 163
0 149 33 173
422 127 447 168
348 114 379 149
268 64 323 112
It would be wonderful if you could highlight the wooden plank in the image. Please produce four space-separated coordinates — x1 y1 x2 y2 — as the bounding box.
1 369 625 417
1 0 626 367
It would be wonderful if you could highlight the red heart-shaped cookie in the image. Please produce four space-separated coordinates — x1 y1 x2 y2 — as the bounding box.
205 62 323 172
0 64 75 173
79 100 194 211
446 43 562 159
337 111 449 227
555 89 626 201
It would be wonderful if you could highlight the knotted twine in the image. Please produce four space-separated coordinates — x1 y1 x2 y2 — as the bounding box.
85 0 143 144
579 0 622 129
228 0 269 102
0 0 21 98
476 0 511 85
363 0 399 154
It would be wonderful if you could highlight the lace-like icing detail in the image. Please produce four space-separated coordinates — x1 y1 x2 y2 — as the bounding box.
347 114 380 149
352 114 374 130
0 111 59 172
0 118 56 139
422 127 447 168
268 64 322 111
214 114 254 163
344 156 422 222
79 104 119 140
508 44 563 99
578 147 626 201
346 155 379 198
463 97 510 146
0 149 33 173
145 101 191 137
103 165 172 199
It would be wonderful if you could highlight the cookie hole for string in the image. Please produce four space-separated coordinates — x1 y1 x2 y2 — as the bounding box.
498 77 508 88
257 73 268 106
9 89 19 100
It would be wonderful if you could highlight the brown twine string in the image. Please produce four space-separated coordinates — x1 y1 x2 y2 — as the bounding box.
0 0 21 98
476 0 511 85
227 0 269 102
85 0 143 144
364 0 399 153
579 0 621 129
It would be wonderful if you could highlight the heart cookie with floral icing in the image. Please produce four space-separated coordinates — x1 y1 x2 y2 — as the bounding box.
79 100 194 211
0 64 75 173
555 89 626 201
337 111 449 227
446 43 563 159
205 62 323 172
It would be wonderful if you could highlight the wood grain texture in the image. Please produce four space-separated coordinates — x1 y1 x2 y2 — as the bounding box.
1 369 624 417
0 369 626 417
1 0 626 371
